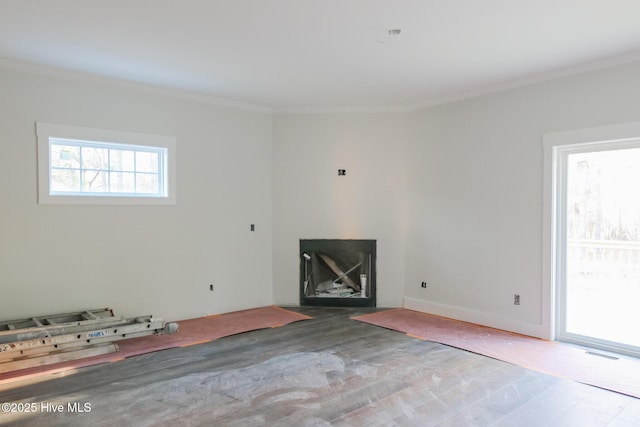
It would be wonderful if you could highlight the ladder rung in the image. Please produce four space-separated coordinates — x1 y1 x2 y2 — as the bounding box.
82 311 98 320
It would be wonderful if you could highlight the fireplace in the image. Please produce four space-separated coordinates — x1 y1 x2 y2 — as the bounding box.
300 239 376 307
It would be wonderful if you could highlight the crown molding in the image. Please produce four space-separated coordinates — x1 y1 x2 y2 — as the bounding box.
3 50 640 116
275 50 640 114
404 50 640 111
272 104 412 115
0 58 272 113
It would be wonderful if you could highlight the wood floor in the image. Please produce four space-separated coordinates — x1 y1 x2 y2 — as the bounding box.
1 307 638 426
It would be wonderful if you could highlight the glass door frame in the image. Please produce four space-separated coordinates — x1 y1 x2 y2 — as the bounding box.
544 121 640 358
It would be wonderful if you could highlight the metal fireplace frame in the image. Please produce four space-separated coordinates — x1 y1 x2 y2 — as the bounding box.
299 239 376 307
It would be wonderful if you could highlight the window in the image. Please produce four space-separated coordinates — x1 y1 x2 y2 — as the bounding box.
49 140 166 196
37 122 176 205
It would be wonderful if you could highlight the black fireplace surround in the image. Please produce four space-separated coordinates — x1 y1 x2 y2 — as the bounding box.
300 239 376 307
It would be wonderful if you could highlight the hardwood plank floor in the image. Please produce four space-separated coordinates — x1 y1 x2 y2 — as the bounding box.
0 307 638 426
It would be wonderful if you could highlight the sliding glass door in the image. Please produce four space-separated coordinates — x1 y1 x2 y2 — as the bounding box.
556 141 640 357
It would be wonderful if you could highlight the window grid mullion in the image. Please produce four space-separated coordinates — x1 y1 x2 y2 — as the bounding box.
48 138 167 197
158 152 164 196
133 151 137 193
107 149 111 193
79 147 84 192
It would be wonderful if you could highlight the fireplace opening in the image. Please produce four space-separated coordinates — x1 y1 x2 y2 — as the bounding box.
300 239 376 307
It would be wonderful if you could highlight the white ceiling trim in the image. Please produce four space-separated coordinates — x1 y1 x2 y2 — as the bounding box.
401 50 640 112
272 104 413 115
0 57 272 114
3 51 640 116
273 50 640 114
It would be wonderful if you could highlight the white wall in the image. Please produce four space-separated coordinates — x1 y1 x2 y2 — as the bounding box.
272 114 409 307
0 68 273 321
404 60 640 338
4 58 640 335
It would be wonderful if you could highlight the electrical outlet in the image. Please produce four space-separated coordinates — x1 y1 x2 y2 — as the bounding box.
421 281 428 288
209 284 214 292
514 294 520 305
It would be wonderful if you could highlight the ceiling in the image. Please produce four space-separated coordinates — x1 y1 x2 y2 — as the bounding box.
1 0 640 112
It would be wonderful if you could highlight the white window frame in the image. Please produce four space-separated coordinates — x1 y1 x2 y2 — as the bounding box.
37 122 176 205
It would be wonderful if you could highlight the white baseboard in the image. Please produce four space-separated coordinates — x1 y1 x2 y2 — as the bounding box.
403 297 547 339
